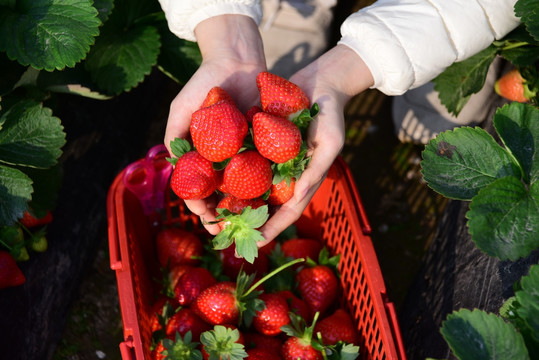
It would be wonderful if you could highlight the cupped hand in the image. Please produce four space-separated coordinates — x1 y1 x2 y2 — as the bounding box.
257 44 375 246
163 15 267 235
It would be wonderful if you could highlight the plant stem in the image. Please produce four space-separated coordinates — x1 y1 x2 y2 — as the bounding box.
244 257 305 296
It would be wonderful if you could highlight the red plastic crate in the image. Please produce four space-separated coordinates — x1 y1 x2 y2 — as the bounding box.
107 156 407 360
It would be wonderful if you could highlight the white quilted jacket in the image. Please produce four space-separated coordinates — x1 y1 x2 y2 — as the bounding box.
157 0 521 95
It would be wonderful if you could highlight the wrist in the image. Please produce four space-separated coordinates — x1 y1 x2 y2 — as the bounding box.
194 14 265 67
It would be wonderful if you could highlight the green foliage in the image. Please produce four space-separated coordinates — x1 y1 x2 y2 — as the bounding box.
421 103 539 260
0 0 202 227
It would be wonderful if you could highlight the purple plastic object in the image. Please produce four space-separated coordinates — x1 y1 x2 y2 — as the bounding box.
145 144 173 210
122 144 173 215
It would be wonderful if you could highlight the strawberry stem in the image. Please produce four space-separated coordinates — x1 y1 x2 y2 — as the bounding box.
244 257 305 297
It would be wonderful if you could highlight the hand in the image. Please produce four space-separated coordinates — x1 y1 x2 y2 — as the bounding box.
258 44 375 246
164 15 267 235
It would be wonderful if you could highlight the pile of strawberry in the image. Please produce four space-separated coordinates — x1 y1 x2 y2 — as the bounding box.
168 72 319 264
150 225 360 360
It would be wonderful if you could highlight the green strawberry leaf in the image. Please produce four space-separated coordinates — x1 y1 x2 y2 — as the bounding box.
168 138 192 165
497 26 539 67
515 264 539 342
0 100 66 168
0 164 33 226
440 309 529 360
200 326 247 360
36 65 112 100
324 342 360 360
0 0 101 71
93 0 114 24
84 1 160 95
421 127 520 200
434 45 498 116
155 19 202 85
466 176 539 261
493 102 539 184
515 0 539 42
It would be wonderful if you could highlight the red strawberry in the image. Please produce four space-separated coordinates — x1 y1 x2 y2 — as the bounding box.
223 150 273 200
0 251 25 289
190 101 248 162
247 347 282 360
19 210 53 228
281 238 323 263
200 86 234 108
164 264 190 297
296 264 338 317
314 308 359 345
495 68 536 103
155 228 204 268
169 139 221 200
253 112 302 163
173 266 217 306
192 281 240 325
256 71 310 119
244 332 283 353
219 244 269 279
245 105 262 123
165 308 212 339
267 178 295 205
253 292 291 336
277 290 311 321
201 325 247 360
281 313 323 360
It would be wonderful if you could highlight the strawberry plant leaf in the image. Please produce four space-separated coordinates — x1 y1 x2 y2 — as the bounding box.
466 176 539 260
93 0 114 24
440 309 529 360
433 45 498 116
0 100 66 168
493 102 539 184
0 164 33 226
514 264 539 342
0 0 101 71
515 0 539 42
421 127 520 200
84 0 160 95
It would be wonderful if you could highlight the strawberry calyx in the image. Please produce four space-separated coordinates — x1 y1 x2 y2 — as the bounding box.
200 325 247 360
291 103 319 133
272 146 310 186
211 206 270 264
282 312 324 351
306 247 341 275
161 331 203 360
167 138 192 166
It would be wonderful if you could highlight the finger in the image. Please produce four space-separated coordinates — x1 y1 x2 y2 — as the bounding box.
183 198 221 235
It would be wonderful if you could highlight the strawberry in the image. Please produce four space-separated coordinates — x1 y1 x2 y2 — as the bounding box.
201 325 247 360
253 292 291 336
281 238 323 263
19 210 53 228
494 68 536 103
256 71 310 120
246 347 282 360
219 244 269 279
190 101 248 162
0 251 26 289
296 252 339 317
252 112 302 164
277 290 311 322
159 331 202 360
155 227 204 268
215 195 266 230
169 139 221 200
244 332 283 353
245 105 262 123
201 86 235 108
163 264 190 297
281 313 323 360
223 150 273 200
267 178 295 205
173 266 217 306
166 308 212 339
314 308 359 345
149 296 176 334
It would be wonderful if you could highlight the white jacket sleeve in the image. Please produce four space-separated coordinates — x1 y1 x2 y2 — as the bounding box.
338 0 521 95
158 0 262 42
